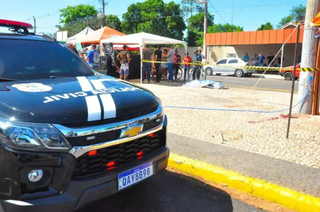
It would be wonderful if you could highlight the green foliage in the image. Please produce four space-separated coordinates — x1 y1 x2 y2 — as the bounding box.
57 17 101 37
257 22 274 31
188 12 214 31
277 4 305 28
180 0 204 19
291 4 306 21
278 15 294 28
59 4 98 24
207 24 243 33
185 12 215 47
121 0 186 40
105 15 122 31
186 29 202 47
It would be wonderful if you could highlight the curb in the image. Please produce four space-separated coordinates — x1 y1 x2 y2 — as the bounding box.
168 153 320 212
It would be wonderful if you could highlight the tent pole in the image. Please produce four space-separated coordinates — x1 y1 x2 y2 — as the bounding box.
140 46 143 84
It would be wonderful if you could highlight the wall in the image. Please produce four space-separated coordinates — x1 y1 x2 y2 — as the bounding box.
177 46 201 57
205 28 304 46
208 44 302 67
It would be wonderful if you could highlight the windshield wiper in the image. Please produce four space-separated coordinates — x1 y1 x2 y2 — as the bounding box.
0 78 15 82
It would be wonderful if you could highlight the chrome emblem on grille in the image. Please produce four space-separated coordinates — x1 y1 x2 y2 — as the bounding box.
120 123 143 138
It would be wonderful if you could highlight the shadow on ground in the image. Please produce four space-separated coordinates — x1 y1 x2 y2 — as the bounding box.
78 170 235 212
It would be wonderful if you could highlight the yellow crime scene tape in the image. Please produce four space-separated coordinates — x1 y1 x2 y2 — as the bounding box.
141 60 320 72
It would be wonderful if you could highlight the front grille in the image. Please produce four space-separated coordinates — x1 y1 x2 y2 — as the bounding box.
66 117 162 146
72 132 164 178
67 130 121 146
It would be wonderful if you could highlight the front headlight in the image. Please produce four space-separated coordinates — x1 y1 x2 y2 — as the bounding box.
0 118 71 152
155 96 163 113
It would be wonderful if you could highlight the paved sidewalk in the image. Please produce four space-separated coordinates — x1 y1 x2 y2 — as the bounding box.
139 83 320 169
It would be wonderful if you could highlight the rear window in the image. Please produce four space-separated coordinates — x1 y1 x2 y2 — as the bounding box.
0 39 94 80
228 59 238 64
217 59 227 65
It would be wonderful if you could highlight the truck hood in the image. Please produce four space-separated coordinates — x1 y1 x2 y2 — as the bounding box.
0 76 158 124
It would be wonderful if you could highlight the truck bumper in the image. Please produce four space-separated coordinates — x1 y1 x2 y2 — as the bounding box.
0 147 169 212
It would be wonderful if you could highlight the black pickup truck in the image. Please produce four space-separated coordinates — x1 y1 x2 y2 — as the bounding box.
0 20 169 212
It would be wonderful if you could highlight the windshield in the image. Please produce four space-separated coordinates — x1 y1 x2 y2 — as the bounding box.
0 39 94 80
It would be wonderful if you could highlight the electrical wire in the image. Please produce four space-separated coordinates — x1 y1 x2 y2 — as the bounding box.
208 1 228 24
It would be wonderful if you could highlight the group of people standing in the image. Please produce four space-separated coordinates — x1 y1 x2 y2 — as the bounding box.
142 46 205 83
243 52 284 67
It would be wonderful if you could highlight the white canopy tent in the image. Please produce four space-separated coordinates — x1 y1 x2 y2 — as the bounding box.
66 27 94 43
101 32 187 83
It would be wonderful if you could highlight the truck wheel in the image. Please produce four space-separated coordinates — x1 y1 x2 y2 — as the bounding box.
284 72 293 81
235 69 244 77
205 67 213 75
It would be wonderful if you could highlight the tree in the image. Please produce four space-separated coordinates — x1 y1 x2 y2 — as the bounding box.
121 0 186 40
105 15 122 31
277 4 305 28
186 29 202 46
185 12 214 46
207 24 243 33
188 12 214 31
291 4 306 21
180 0 204 19
57 17 101 37
257 22 274 31
59 4 98 24
187 23 243 46
278 15 294 28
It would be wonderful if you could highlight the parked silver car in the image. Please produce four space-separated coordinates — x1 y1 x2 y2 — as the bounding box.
204 58 254 77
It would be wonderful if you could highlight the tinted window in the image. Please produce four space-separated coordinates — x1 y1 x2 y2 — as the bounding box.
228 59 238 64
0 39 94 80
217 59 227 65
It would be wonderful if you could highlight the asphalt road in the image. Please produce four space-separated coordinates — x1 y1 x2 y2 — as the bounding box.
79 170 264 212
206 75 299 92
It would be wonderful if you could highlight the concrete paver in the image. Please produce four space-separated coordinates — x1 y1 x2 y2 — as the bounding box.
139 83 320 169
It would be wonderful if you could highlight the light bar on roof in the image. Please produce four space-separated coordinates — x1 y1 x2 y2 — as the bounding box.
0 19 33 29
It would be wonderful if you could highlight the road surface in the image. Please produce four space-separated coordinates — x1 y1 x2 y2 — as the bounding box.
80 170 265 212
206 75 298 92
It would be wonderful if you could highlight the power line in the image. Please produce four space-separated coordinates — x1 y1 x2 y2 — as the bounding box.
209 1 228 24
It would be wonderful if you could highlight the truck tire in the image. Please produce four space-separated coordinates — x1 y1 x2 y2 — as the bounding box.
284 72 293 81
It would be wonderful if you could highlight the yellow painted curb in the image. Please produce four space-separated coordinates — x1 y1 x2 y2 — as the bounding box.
168 153 320 212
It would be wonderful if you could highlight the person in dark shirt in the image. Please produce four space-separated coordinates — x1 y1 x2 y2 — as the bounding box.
154 46 162 82
277 54 284 67
173 49 181 81
142 46 152 83
193 50 202 80
267 52 274 66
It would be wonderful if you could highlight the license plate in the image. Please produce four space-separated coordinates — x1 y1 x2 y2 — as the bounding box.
118 162 153 190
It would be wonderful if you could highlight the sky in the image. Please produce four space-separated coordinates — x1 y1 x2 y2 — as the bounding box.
0 0 307 34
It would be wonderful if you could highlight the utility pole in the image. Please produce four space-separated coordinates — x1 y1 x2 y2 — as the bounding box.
100 0 107 27
32 16 36 33
297 0 320 114
203 0 208 58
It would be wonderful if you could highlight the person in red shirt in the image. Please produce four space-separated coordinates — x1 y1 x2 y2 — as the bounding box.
183 52 192 81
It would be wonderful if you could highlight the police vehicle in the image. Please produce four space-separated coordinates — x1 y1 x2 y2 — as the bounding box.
0 19 169 212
